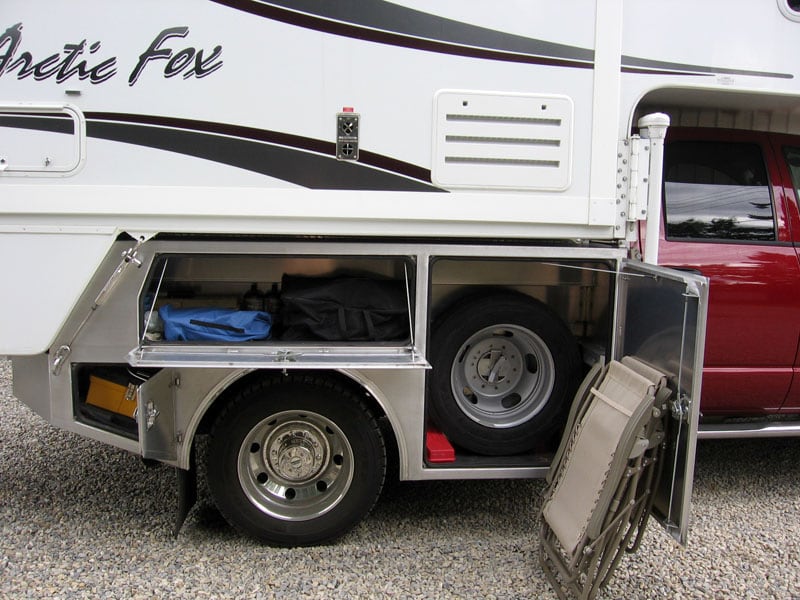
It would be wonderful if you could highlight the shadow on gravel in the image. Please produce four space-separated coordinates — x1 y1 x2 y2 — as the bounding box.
364 478 547 542
184 449 548 546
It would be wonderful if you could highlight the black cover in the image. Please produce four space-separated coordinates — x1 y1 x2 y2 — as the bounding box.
280 275 410 341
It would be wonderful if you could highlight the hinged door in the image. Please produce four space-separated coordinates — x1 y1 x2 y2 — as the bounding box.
137 368 178 465
614 259 708 545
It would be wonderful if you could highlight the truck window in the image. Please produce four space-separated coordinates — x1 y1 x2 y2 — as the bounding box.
663 141 775 241
783 147 800 198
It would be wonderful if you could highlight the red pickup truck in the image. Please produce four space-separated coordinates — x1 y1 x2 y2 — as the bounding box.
658 128 800 437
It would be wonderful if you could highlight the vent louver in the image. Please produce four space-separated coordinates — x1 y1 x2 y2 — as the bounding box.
432 91 573 191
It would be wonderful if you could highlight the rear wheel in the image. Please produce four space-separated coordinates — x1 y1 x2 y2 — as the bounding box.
207 374 386 546
429 292 581 456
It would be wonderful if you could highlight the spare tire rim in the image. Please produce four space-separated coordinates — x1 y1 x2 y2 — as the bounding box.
450 324 556 429
238 410 354 521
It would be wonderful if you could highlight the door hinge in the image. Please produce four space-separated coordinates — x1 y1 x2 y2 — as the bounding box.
617 137 652 242
145 400 160 430
671 393 691 422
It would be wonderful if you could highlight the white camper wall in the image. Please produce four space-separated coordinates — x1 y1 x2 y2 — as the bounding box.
1 0 600 197
2 1 799 355
621 0 800 135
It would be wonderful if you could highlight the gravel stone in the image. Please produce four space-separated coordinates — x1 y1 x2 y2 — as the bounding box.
1 357 799 598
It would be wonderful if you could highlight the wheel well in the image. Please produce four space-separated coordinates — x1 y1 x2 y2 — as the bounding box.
195 369 398 468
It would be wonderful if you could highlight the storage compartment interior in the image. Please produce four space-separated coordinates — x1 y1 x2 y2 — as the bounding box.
73 363 157 440
424 257 616 467
429 257 614 350
140 254 415 345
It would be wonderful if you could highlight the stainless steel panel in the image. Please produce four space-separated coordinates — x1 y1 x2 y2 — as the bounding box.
9 355 51 421
615 259 708 545
138 368 178 464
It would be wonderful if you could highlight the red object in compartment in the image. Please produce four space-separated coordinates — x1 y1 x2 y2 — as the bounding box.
425 428 456 463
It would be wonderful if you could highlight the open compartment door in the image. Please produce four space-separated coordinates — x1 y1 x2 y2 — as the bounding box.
614 259 708 545
137 368 178 465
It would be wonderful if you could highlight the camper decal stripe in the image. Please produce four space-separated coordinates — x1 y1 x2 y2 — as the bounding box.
622 55 793 80
210 0 595 69
0 112 442 191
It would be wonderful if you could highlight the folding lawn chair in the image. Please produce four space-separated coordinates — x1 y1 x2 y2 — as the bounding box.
539 357 673 600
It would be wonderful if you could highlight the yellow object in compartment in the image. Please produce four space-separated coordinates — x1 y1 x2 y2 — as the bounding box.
86 375 138 418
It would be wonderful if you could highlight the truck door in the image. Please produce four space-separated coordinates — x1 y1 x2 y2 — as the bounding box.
657 129 800 415
771 134 800 412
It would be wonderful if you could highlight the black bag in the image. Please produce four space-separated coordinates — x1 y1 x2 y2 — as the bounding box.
280 275 410 341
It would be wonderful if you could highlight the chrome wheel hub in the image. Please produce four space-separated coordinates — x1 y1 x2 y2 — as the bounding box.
267 424 327 482
238 410 354 521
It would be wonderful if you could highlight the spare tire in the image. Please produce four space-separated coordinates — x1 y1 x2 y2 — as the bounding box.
429 292 581 456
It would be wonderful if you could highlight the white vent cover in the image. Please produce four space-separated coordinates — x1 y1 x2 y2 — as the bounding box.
432 91 573 191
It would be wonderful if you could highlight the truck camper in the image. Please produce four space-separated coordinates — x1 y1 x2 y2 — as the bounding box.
0 1 794 576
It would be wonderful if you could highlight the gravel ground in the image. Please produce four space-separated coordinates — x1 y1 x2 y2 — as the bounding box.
1 357 799 599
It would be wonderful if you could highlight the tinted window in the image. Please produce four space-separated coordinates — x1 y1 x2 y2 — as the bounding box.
663 141 775 241
784 147 800 200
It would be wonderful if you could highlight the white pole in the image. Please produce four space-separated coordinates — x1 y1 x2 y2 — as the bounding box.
638 113 670 264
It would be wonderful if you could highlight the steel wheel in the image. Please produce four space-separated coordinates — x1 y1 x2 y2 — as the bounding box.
429 292 580 456
238 410 354 521
207 374 386 546
450 324 556 429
